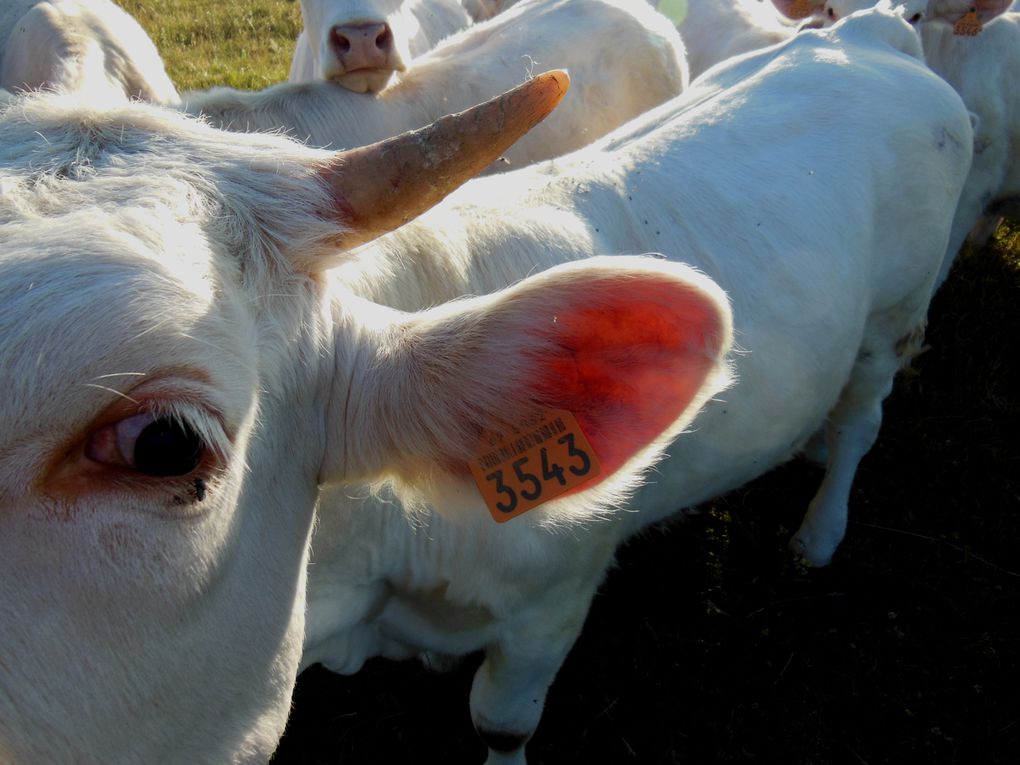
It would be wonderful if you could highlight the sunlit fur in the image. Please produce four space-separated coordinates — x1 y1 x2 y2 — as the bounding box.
460 0 522 21
184 0 688 175
0 94 340 765
0 9 974 765
686 0 1017 292
0 88 731 763
671 0 827 79
0 0 178 104
825 0 1018 286
294 10 976 765
289 0 471 90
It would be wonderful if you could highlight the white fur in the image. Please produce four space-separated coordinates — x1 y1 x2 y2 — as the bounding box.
0 89 731 763
0 9 974 765
461 0 522 20
289 0 472 91
668 0 826 79
0 0 177 104
185 0 688 174
825 0 1018 285
912 9 1019 282
298 9 972 764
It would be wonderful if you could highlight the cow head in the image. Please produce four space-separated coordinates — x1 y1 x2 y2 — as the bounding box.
297 0 472 92
0 71 732 762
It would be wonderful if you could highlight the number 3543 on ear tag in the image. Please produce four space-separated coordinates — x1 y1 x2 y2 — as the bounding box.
469 409 602 523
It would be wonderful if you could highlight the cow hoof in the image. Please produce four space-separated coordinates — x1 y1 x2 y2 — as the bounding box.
789 533 834 568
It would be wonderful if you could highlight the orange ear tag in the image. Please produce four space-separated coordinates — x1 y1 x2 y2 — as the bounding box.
787 0 818 19
954 10 983 36
469 409 602 523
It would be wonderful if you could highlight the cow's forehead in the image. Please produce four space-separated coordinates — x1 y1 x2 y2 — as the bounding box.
0 212 257 458
1 94 184 172
0 92 330 203
0 103 220 251
0 90 349 417
307 0 408 22
14 93 356 286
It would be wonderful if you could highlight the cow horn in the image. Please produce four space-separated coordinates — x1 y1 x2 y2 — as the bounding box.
320 69 570 249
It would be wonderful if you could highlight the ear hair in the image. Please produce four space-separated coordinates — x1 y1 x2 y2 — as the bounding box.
327 256 733 527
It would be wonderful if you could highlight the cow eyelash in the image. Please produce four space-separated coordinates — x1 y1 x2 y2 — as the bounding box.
83 400 229 480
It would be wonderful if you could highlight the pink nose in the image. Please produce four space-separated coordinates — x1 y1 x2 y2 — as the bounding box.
329 23 393 71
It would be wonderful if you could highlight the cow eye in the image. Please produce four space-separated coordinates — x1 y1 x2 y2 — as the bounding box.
86 412 205 477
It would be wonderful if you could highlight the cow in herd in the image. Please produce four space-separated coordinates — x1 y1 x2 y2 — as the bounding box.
0 0 177 103
183 0 689 173
0 0 1011 762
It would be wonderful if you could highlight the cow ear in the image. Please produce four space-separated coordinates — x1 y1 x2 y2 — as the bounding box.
334 256 733 525
770 0 825 19
932 0 1012 23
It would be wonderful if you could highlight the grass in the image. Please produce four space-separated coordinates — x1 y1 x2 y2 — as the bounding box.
114 4 1020 763
118 0 301 90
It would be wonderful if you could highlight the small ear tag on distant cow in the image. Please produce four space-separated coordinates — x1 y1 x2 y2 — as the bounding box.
954 10 983 36
786 0 818 19
470 409 602 523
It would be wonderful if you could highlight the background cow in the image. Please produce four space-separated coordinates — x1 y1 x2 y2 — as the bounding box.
0 0 177 103
184 0 688 173
289 0 473 91
664 0 827 79
824 0 1017 285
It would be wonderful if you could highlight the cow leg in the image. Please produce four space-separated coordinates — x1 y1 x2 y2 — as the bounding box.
469 583 598 765
790 322 924 566
964 213 1003 251
799 423 829 466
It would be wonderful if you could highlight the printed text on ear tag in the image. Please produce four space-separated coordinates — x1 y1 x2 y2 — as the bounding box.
954 10 982 36
469 409 602 523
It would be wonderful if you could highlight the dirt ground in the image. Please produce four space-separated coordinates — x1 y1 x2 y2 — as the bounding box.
271 228 1020 765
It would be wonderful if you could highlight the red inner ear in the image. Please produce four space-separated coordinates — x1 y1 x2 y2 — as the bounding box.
528 276 726 487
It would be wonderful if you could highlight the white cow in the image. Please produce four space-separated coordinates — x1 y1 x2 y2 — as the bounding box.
0 0 178 104
461 0 522 20
824 0 1018 285
289 0 473 91
0 74 734 764
185 0 688 172
667 0 827 79
293 8 973 764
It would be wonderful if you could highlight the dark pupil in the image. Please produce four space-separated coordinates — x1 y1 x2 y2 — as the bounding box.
134 418 204 477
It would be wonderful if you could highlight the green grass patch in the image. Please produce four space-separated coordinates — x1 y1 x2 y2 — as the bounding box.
118 0 302 91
